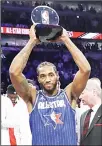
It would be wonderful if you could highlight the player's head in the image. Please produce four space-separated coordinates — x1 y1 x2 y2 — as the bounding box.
7 84 18 104
37 61 59 94
79 79 101 107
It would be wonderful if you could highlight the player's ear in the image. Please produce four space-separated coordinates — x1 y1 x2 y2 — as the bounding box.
37 76 40 83
56 72 59 81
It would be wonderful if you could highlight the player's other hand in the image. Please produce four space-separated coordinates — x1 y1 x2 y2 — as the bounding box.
29 24 40 44
59 27 69 42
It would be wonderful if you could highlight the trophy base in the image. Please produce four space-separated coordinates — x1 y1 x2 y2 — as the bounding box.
35 24 63 42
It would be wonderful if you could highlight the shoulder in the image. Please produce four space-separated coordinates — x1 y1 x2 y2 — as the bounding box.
36 90 45 97
99 104 102 110
1 94 7 98
1 94 13 108
1 94 11 103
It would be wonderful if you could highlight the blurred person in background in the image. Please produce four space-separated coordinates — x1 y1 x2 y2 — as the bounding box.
9 25 91 145
76 77 101 145
75 99 89 145
1 92 15 145
1 84 32 145
79 79 102 145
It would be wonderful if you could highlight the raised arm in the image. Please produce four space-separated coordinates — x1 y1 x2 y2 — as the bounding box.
60 29 91 100
9 25 39 103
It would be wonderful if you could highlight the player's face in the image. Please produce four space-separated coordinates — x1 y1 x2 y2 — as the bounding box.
38 66 59 94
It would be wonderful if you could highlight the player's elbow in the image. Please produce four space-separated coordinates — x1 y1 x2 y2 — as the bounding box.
82 63 91 75
85 65 91 74
9 66 19 77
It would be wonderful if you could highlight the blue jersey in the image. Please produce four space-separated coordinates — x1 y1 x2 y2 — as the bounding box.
29 89 77 145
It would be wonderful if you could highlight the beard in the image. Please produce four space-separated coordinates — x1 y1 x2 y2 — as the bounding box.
40 81 58 95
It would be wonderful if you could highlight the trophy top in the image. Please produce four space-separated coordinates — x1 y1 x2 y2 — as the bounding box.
31 5 59 25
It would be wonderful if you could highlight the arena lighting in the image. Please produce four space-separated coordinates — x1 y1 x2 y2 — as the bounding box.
1 50 6 59
1 54 6 59
76 16 79 18
1 27 102 40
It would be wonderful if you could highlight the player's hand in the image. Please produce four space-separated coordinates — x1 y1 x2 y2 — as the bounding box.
48 27 69 43
59 27 69 42
29 24 40 44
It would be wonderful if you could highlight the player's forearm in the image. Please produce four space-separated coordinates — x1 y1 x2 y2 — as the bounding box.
63 37 91 73
9 39 36 75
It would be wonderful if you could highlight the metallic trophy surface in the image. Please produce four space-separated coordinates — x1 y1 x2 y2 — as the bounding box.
31 5 63 42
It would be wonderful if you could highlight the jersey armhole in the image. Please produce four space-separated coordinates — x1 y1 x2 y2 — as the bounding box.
64 89 76 111
32 91 40 111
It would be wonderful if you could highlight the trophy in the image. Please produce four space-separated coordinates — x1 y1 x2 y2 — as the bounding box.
31 5 63 42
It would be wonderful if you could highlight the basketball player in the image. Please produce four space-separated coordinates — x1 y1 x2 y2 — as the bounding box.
9 25 91 145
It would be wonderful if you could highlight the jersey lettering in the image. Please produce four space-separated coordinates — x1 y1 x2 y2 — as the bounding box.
38 100 66 109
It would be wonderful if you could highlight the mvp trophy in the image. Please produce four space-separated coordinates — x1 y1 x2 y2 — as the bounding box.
31 5 63 42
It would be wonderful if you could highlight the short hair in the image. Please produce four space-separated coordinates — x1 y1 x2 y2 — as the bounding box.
37 61 58 75
90 77 101 86
7 84 16 94
85 79 101 98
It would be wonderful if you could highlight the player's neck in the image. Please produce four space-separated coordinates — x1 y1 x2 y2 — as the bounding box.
44 88 59 97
